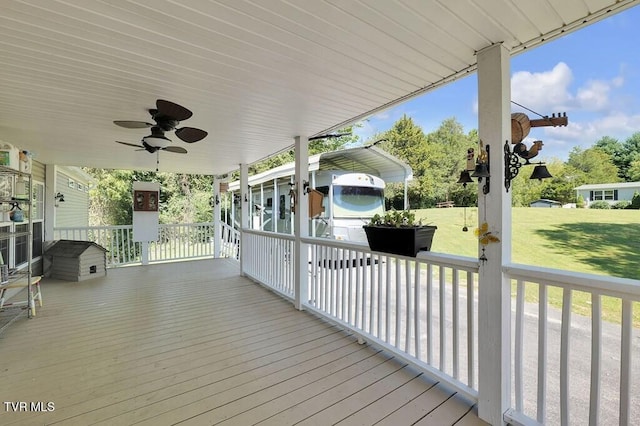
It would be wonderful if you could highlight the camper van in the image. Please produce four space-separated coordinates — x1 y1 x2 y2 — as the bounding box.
226 146 412 244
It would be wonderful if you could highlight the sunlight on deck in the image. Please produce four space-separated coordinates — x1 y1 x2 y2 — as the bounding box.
0 259 486 425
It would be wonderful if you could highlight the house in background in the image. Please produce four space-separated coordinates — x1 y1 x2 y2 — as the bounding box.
575 182 640 207
530 199 562 208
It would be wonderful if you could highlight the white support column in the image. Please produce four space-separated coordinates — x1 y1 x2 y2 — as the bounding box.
213 177 221 258
44 164 57 241
230 191 235 228
273 178 278 233
310 171 316 237
239 163 249 276
403 177 409 210
294 136 309 310
260 183 264 230
476 43 512 426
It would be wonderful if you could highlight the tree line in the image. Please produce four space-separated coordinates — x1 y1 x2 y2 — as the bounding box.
86 117 640 225
373 115 640 208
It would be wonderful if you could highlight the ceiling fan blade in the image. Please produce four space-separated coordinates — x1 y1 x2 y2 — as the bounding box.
114 120 153 129
156 99 192 121
175 127 208 143
116 141 144 148
163 146 188 154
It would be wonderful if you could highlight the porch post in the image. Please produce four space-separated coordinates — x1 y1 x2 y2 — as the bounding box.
273 178 278 233
213 176 221 258
476 43 512 425
293 135 309 310
239 163 249 276
403 177 409 210
44 164 57 241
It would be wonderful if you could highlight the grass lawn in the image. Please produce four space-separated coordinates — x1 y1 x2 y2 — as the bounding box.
413 207 640 325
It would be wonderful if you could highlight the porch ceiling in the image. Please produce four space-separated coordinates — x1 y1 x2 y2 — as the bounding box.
0 0 636 176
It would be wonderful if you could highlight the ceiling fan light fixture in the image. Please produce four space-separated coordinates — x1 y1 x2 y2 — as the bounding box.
143 134 171 148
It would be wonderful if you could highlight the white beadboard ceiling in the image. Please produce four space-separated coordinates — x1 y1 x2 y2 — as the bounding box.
0 0 637 176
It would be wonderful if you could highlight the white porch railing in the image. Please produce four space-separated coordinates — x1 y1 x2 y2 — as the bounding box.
219 221 240 260
242 229 295 299
240 230 480 402
237 227 640 426
54 225 140 266
53 222 216 267
504 264 640 426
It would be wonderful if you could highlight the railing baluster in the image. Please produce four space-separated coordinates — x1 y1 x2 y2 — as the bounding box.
347 250 353 325
453 269 459 380
338 249 343 319
313 245 317 307
415 262 421 358
369 253 375 335
538 283 548 424
427 263 433 365
395 259 401 347
620 299 632 426
467 270 475 389
560 287 572 426
439 265 446 372
515 279 525 412
405 259 412 354
355 251 361 328
321 245 327 311
589 293 601 426
384 256 390 342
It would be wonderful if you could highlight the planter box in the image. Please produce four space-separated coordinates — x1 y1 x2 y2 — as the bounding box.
363 225 437 257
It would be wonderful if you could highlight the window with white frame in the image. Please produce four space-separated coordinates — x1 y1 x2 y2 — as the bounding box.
590 189 618 201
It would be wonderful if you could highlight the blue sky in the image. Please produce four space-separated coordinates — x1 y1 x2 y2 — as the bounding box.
354 5 640 161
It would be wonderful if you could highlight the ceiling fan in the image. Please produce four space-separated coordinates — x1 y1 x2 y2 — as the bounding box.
114 99 208 154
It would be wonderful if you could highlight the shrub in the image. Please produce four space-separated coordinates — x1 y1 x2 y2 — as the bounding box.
589 200 611 209
631 191 640 209
576 194 586 209
612 201 631 209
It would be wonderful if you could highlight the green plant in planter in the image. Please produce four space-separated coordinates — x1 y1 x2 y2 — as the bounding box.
368 209 423 227
364 210 436 257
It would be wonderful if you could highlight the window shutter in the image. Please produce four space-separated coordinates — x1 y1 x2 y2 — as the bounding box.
590 191 594 200
614 189 618 200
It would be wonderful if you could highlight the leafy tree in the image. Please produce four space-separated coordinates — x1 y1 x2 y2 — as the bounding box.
566 147 620 184
87 169 156 225
620 132 640 181
594 136 625 179
628 158 640 182
86 169 215 225
379 115 475 208
378 115 432 207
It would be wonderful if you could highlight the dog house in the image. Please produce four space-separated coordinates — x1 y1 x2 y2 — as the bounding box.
45 240 107 281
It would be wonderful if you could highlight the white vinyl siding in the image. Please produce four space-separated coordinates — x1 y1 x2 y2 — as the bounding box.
55 170 90 228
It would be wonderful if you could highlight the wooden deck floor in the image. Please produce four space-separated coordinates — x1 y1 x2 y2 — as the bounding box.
0 259 487 425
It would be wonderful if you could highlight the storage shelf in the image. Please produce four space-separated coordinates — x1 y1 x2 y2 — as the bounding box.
0 165 30 177
0 198 29 204
0 231 31 238
0 163 34 327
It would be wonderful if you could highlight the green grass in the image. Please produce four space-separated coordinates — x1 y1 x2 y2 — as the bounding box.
414 207 640 326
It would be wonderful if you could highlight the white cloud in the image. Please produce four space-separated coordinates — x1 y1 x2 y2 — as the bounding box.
511 62 574 111
576 80 611 111
511 62 627 114
537 112 640 159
